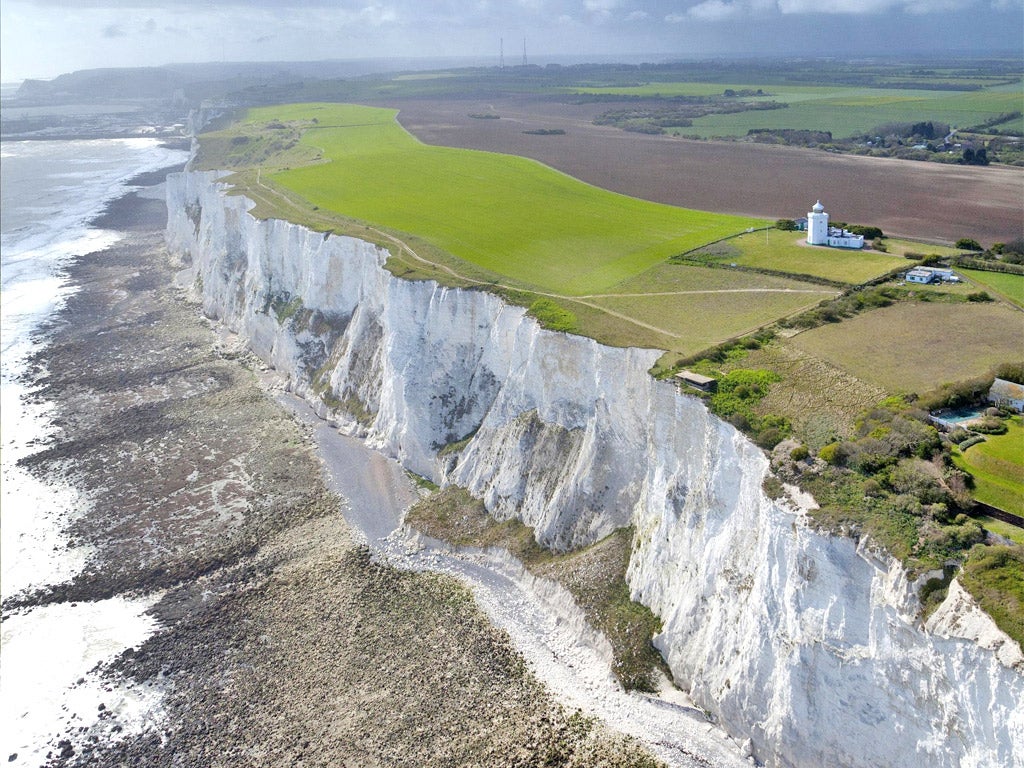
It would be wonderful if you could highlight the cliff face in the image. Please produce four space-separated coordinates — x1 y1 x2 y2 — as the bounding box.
167 170 1024 768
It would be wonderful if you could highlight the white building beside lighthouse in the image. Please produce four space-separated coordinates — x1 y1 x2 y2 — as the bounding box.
806 200 865 249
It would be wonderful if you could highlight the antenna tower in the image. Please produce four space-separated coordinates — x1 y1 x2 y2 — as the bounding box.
522 38 527 67
500 38 504 69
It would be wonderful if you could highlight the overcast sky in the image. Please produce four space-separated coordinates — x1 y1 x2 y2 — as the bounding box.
2 0 1022 82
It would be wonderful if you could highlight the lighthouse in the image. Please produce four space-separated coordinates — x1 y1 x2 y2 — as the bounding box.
807 200 829 245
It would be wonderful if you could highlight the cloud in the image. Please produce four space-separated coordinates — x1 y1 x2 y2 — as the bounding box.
625 9 649 20
665 12 687 22
686 0 742 19
102 23 126 37
356 4 397 24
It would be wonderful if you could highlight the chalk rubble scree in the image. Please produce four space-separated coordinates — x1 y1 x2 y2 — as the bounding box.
167 170 1023 768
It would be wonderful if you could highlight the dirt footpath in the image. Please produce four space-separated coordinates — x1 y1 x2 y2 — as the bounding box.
17 184 660 768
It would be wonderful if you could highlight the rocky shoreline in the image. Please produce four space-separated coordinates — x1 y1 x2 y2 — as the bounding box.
13 177 661 767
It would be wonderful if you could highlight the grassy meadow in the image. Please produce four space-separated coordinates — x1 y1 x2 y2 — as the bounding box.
881 238 967 259
237 103 764 296
199 102 848 356
688 230 911 284
787 301 1024 394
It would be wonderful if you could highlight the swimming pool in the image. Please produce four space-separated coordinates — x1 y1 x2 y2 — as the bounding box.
932 407 987 429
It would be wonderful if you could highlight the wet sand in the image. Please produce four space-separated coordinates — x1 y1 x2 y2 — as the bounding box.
13 178 661 767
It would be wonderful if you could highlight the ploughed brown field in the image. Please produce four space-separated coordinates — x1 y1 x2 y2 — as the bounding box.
389 97 1024 246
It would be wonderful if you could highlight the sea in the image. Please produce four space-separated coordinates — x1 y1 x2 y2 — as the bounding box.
0 106 188 764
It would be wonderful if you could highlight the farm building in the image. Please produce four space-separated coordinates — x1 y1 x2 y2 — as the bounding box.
988 378 1024 412
676 370 717 392
906 266 959 284
806 200 864 249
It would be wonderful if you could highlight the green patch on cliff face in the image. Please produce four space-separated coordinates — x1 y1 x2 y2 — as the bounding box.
407 487 668 692
272 295 304 325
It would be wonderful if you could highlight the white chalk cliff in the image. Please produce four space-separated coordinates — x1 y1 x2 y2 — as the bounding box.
167 170 1023 768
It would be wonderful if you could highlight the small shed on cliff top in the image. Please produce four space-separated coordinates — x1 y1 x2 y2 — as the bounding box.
676 370 717 393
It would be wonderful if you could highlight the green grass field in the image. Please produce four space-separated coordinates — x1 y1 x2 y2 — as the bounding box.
239 104 763 296
585 289 831 356
788 301 1024 394
881 238 966 259
960 269 1024 308
571 81 1024 138
954 417 1024 516
552 262 836 356
688 230 911 284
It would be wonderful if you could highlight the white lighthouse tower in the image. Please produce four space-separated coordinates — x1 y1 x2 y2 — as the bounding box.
807 200 829 245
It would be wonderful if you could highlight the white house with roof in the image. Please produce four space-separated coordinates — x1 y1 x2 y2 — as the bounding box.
806 200 864 249
988 378 1024 412
906 266 959 284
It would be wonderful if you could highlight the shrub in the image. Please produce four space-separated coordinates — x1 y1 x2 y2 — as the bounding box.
955 238 983 251
994 362 1024 385
728 412 750 431
775 218 797 231
762 476 786 499
948 427 971 444
966 291 993 302
972 416 1007 434
819 442 844 465
940 520 985 550
527 298 579 333
916 375 994 412
863 478 884 497
709 369 781 418
958 435 987 451
890 460 950 505
790 445 810 461
848 225 884 240
1003 238 1024 256
756 427 784 449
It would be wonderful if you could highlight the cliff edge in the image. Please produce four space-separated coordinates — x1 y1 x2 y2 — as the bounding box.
167 170 1023 768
